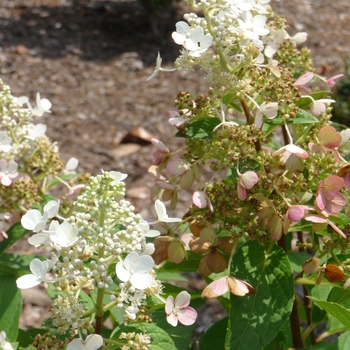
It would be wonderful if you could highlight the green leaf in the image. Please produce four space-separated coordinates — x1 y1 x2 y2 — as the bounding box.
0 222 28 254
0 253 34 276
264 109 319 125
308 297 350 329
17 329 34 348
327 330 350 350
155 272 188 282
157 251 202 273
327 288 350 333
310 285 333 324
288 251 310 273
111 322 177 350
151 308 195 350
46 173 82 190
222 91 236 106
175 117 221 139
229 240 294 350
199 317 228 350
295 91 330 108
0 275 22 341
328 288 350 306
262 123 278 137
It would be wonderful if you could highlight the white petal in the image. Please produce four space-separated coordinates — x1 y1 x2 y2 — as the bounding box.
65 157 79 171
51 221 79 247
142 243 155 255
21 210 42 230
154 199 182 223
30 258 46 278
134 255 154 273
124 252 139 270
144 229 160 237
109 171 128 183
44 200 60 218
41 99 52 110
28 233 51 247
67 338 84 350
85 334 103 349
175 21 190 35
116 262 131 282
130 273 153 290
16 274 42 289
172 32 186 45
155 199 167 221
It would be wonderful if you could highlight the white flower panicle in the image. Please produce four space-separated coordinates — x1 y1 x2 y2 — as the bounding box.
17 171 162 335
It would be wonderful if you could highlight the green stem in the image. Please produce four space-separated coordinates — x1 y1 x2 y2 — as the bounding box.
94 185 109 334
95 288 105 335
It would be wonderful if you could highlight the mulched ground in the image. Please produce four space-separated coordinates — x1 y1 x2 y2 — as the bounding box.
1 0 349 345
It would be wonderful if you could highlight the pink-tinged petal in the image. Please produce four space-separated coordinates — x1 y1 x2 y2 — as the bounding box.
165 295 175 314
151 150 165 165
227 277 250 296
1 176 12 186
151 139 169 152
324 175 344 191
305 214 327 223
193 191 208 208
177 307 197 325
201 276 229 298
207 197 214 212
344 171 350 190
166 312 178 327
285 153 304 172
327 192 346 213
175 291 191 308
285 144 309 158
240 171 259 189
319 126 342 148
155 180 176 190
260 102 278 119
315 192 327 211
254 112 263 128
268 215 283 240
288 206 305 222
169 116 186 126
310 101 326 116
283 216 292 234
327 74 344 87
328 220 346 238
295 72 314 86
302 258 321 274
237 183 247 200
166 158 189 175
180 169 194 190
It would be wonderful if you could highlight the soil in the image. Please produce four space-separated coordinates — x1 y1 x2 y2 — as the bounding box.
1 0 349 345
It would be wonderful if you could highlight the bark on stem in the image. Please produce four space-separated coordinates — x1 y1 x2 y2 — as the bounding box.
278 234 304 349
240 97 261 152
